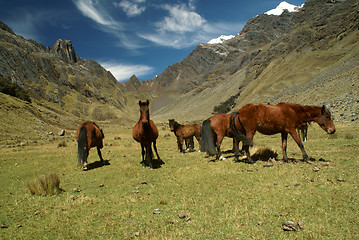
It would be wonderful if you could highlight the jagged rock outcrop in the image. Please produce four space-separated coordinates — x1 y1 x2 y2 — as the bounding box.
51 39 78 63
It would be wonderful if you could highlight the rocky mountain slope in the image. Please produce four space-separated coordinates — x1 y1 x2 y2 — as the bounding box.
1 0 358 143
127 0 358 123
0 22 150 142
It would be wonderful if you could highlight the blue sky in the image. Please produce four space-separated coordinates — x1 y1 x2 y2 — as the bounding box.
0 0 304 82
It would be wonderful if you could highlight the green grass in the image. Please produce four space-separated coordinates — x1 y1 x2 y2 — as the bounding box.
0 123 358 239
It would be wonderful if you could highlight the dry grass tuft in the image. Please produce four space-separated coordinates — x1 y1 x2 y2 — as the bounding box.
28 173 63 196
251 147 278 161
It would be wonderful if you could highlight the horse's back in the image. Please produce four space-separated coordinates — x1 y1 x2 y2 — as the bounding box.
206 113 234 138
81 122 104 147
238 103 302 134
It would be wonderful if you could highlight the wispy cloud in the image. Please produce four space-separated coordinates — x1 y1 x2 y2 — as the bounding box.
115 0 146 17
73 0 243 49
73 0 121 28
100 61 154 82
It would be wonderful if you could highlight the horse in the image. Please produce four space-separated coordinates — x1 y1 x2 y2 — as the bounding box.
168 119 201 153
76 121 104 170
200 114 251 160
297 122 310 142
231 103 336 163
132 100 164 168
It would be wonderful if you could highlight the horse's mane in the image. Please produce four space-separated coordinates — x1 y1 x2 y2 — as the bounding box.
91 122 105 138
173 120 183 129
279 103 323 121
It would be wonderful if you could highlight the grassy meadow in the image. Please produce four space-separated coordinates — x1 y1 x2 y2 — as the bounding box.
0 122 358 239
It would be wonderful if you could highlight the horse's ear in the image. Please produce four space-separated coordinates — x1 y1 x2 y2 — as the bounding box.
146 100 149 105
139 100 142 106
321 105 331 116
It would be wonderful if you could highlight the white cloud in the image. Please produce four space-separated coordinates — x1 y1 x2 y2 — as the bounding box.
100 61 154 81
73 0 118 26
116 0 146 17
157 3 206 33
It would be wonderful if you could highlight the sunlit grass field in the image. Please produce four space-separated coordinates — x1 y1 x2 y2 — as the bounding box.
0 122 358 239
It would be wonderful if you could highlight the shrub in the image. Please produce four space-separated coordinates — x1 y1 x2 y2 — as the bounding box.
213 92 241 114
28 173 63 196
0 77 31 102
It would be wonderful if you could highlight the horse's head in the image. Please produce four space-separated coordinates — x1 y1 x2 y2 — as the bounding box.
316 105 336 134
168 119 175 132
139 100 150 123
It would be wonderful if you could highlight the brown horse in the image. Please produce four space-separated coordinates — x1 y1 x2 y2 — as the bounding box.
200 114 251 160
132 100 163 168
168 119 201 153
231 103 336 163
76 121 104 170
297 122 310 142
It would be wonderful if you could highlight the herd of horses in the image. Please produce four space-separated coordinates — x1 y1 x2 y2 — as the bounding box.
76 100 335 170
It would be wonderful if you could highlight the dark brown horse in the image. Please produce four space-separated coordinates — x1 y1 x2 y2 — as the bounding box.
231 103 336 163
76 121 104 170
200 114 251 160
296 122 310 142
132 100 163 168
168 119 201 153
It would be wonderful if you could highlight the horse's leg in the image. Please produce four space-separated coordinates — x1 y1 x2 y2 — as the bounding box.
83 149 89 170
233 139 241 161
188 137 195 152
281 132 290 162
195 134 201 152
153 141 164 165
178 137 185 153
97 146 104 164
243 132 254 163
289 130 309 162
216 135 225 160
141 144 146 167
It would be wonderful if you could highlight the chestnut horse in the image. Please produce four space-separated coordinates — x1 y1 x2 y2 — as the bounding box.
231 103 336 163
200 114 251 160
76 121 104 170
132 100 163 168
168 119 201 153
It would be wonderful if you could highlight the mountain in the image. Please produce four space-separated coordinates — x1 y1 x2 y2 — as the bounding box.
0 22 150 141
127 0 359 122
1 0 358 143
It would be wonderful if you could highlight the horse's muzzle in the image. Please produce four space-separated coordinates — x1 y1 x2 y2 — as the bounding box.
327 128 336 134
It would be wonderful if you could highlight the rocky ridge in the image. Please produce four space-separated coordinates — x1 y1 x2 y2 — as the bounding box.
128 0 359 122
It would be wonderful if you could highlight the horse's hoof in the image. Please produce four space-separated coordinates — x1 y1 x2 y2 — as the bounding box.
219 156 226 161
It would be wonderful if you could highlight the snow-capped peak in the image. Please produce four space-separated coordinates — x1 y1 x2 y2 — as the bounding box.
265 1 303 16
208 35 235 44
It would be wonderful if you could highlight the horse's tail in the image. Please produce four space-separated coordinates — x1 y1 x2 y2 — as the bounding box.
200 119 217 156
77 126 88 166
230 112 253 146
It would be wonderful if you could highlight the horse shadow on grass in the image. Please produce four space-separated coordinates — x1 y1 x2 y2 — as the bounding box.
86 160 110 171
